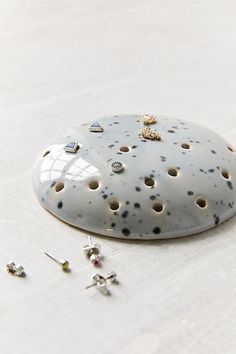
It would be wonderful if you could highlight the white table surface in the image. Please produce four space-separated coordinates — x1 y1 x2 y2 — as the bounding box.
1 1 236 353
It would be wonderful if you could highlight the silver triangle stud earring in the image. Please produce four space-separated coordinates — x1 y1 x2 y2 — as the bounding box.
89 122 104 132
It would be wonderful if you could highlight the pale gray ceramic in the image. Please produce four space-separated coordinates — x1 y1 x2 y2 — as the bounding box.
32 115 236 239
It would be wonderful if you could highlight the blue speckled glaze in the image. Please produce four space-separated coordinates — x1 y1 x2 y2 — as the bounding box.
32 115 236 239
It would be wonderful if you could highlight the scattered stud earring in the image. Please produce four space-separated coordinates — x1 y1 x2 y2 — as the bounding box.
85 271 118 295
6 261 26 277
85 274 108 294
83 236 101 266
89 122 104 132
64 142 79 153
111 161 124 173
44 252 70 272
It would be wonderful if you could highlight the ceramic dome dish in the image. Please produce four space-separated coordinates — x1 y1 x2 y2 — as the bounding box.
32 114 236 240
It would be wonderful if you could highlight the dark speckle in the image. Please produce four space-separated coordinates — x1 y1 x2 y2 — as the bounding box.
121 210 129 218
153 227 161 234
108 144 114 148
102 194 108 199
126 201 130 205
187 191 194 196
57 201 63 209
208 169 215 173
50 181 56 188
214 215 220 225
135 187 141 192
150 195 156 200
168 130 175 133
132 145 137 149
134 203 140 208
211 149 216 154
111 222 116 227
227 181 233 190
122 228 130 236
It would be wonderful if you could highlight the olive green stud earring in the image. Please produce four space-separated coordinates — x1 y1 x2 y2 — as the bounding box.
44 252 70 272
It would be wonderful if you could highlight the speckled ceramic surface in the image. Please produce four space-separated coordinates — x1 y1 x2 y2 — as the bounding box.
32 115 236 239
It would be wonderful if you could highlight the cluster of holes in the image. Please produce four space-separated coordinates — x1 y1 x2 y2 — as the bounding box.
55 182 65 192
51 133 231 215
120 146 130 153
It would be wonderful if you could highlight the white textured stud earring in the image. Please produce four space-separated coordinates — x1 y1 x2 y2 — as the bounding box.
110 161 124 173
44 252 70 272
6 261 26 277
83 236 101 266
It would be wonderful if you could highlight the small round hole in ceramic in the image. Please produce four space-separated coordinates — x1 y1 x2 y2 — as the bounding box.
144 177 155 187
109 199 120 211
55 182 65 192
120 146 130 153
152 202 164 213
32 114 236 239
88 180 99 190
181 143 191 149
168 168 178 177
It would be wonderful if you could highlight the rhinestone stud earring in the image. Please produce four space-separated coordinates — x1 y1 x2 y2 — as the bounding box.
83 236 101 266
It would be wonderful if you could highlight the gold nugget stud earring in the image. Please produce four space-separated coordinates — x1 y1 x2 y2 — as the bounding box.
83 236 101 266
6 261 26 277
44 252 70 272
